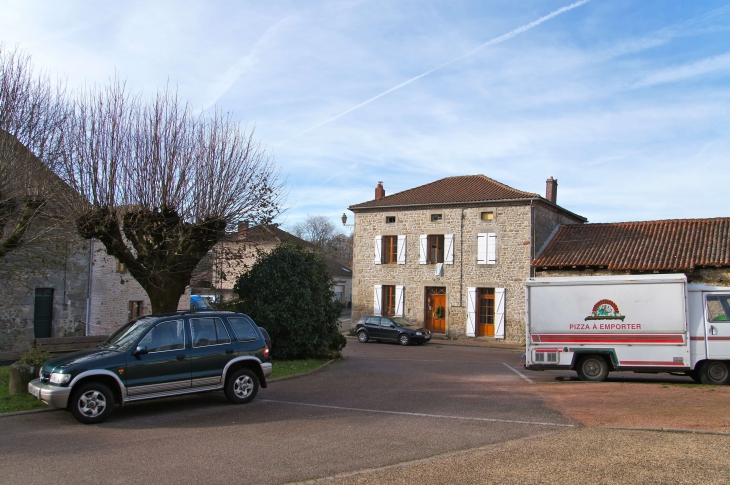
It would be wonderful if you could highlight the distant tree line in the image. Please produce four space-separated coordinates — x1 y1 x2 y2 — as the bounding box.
291 215 352 267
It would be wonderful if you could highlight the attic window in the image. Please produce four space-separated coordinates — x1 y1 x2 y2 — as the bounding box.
481 211 494 221
431 214 443 222
385 216 396 224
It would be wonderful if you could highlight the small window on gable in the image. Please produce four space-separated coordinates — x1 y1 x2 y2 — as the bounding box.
385 216 396 224
481 211 494 221
431 214 442 222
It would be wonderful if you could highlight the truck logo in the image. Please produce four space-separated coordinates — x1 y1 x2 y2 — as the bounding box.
585 299 625 321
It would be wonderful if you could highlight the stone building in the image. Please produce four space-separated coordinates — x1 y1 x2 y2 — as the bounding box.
532 218 730 285
348 175 585 342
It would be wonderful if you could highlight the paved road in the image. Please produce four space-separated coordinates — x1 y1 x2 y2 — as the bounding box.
1 342 725 484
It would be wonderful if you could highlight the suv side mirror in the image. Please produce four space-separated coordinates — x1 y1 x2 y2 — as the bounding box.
133 345 148 356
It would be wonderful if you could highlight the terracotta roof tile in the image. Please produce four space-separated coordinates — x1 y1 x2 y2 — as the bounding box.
349 175 539 209
532 218 730 271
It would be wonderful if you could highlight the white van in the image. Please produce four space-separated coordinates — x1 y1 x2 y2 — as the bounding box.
525 274 730 384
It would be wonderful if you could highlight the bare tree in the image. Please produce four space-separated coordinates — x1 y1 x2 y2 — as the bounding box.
60 79 284 313
292 215 352 266
0 45 70 257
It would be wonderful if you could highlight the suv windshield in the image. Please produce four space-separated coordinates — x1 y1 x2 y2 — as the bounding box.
391 317 412 327
103 317 157 350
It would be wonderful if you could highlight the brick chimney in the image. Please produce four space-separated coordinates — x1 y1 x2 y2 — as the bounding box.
375 181 385 200
545 177 558 204
237 220 249 237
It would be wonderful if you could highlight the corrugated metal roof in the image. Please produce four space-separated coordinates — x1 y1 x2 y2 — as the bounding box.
349 175 539 209
532 218 730 271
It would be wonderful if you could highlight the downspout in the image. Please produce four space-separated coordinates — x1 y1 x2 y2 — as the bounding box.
85 239 94 336
530 200 535 278
459 208 464 307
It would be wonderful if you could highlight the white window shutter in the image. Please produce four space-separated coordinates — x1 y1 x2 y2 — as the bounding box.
477 233 487 264
487 233 497 265
397 235 407 265
466 287 477 337
495 288 505 339
373 285 382 316
444 234 454 265
419 234 428 264
395 285 405 317
374 236 382 264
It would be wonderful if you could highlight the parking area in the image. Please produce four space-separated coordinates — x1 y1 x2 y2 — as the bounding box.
1 341 729 484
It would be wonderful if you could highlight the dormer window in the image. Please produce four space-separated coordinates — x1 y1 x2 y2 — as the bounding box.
431 214 442 222
385 216 396 224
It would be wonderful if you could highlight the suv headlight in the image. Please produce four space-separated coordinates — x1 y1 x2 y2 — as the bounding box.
416 332 423 336
49 373 71 385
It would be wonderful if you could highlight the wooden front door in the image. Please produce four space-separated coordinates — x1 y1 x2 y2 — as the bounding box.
477 288 495 337
425 289 446 333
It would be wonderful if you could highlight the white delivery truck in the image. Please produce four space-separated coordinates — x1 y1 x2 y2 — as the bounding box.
525 274 730 384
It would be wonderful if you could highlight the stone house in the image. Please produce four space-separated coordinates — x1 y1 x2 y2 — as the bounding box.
192 223 352 303
348 175 585 342
532 218 730 285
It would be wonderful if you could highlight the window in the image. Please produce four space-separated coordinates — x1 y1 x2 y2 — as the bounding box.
382 236 398 264
116 261 127 274
477 233 497 265
138 320 185 352
382 285 396 317
128 301 143 320
385 216 396 224
365 317 381 326
480 211 494 221
228 317 259 341
706 295 730 322
428 235 444 264
430 214 442 222
478 288 495 337
190 317 231 347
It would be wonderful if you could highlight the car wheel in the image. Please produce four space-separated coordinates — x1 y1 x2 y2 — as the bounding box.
699 360 730 385
576 355 609 382
225 368 259 404
357 330 369 343
398 334 410 346
69 382 115 424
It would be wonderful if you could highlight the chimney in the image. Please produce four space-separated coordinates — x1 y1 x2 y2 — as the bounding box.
375 181 385 200
545 177 558 204
237 220 249 237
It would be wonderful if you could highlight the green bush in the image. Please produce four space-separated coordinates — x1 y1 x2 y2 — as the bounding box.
233 243 346 359
17 347 51 368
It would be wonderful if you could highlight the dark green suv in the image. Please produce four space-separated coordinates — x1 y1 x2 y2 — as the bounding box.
28 311 271 424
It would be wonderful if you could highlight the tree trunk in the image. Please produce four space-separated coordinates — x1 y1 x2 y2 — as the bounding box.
145 280 189 314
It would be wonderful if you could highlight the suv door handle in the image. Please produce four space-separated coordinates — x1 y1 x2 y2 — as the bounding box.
177 354 186 361
225 349 234 354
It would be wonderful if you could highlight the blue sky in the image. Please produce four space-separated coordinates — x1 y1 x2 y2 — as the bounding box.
2 0 729 231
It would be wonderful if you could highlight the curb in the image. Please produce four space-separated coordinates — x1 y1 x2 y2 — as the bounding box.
268 360 336 383
344 335 523 351
0 407 60 418
602 426 730 437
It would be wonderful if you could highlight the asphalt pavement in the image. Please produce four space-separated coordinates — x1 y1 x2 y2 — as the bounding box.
1 341 727 484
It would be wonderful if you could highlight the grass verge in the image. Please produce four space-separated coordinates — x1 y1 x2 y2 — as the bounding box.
0 366 49 414
270 359 328 379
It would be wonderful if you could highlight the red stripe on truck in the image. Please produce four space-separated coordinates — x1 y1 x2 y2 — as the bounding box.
533 334 684 344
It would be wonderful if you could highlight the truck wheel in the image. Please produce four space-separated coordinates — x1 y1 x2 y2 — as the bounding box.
699 361 730 385
69 382 115 424
576 355 609 382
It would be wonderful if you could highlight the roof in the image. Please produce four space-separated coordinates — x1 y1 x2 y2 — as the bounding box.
325 257 352 278
349 175 539 210
532 218 730 271
228 225 315 248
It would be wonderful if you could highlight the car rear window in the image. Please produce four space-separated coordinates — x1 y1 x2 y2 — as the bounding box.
228 317 259 341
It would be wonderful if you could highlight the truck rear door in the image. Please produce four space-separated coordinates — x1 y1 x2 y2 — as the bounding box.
705 292 730 359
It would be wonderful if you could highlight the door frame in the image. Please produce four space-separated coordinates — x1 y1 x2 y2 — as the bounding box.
424 287 447 333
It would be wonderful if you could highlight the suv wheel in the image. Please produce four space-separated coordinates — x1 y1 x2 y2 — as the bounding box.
69 382 115 424
357 330 369 343
225 368 259 404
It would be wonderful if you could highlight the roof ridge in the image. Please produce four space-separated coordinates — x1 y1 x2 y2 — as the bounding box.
564 217 730 227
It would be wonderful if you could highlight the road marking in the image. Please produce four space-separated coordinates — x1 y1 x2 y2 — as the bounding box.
259 399 573 428
286 430 567 484
502 362 535 384
350 358 514 364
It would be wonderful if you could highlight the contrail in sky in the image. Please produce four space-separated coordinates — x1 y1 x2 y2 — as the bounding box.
281 0 591 145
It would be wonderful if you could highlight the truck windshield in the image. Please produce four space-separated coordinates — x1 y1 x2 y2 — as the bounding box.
103 317 156 350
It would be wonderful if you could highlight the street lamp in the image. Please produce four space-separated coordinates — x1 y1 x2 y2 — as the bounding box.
342 213 354 228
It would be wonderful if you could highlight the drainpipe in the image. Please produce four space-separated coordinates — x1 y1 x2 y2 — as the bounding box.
530 200 535 278
85 239 94 336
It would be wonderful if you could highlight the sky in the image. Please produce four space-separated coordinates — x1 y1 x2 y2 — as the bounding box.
1 0 729 231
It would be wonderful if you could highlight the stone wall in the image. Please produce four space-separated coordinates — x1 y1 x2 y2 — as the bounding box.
0 226 89 352
533 202 584 262
535 267 730 287
352 203 538 343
